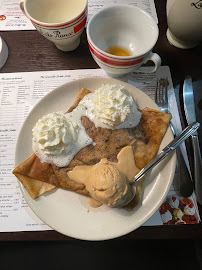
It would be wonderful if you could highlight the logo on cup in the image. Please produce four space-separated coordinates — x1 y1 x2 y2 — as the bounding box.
191 0 202 9
37 27 74 40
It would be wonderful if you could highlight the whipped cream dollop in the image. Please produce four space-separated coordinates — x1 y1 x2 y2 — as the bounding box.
32 111 93 167
32 84 142 167
80 84 142 129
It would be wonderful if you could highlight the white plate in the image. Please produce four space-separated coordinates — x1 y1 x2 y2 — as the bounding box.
15 77 176 241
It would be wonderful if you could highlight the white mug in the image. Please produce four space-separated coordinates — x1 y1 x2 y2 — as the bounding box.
87 5 161 77
19 0 87 51
167 0 202 49
0 37 8 69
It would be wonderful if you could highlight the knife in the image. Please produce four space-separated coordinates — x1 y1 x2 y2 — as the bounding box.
183 76 202 204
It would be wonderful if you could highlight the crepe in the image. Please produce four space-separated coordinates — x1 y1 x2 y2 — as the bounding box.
13 87 171 209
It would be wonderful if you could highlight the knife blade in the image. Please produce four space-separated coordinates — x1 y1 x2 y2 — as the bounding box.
183 76 202 204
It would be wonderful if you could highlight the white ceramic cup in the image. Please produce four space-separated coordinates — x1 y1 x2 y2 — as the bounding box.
19 0 87 51
0 37 8 69
166 0 202 49
87 5 161 77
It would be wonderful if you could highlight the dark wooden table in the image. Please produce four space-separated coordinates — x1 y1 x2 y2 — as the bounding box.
0 0 202 241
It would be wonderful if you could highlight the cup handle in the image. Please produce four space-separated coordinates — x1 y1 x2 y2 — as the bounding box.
19 0 26 16
135 52 161 73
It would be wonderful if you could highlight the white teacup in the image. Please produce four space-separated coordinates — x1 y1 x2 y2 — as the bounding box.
166 0 202 49
0 37 8 69
20 0 87 51
87 5 161 77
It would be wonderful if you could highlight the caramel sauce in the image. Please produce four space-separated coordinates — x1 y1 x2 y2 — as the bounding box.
109 146 140 180
106 46 132 56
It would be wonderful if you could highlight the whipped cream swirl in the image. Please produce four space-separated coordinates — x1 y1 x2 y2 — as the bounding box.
80 84 142 129
32 111 93 167
32 84 142 167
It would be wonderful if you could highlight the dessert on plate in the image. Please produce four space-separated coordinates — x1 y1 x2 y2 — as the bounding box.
13 84 171 210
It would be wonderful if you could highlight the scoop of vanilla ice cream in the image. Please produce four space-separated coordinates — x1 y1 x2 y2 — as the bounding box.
88 163 135 207
32 112 93 167
80 84 142 129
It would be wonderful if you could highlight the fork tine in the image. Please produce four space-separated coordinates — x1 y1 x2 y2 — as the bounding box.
155 77 169 111
160 78 164 102
161 78 165 102
155 79 159 103
164 79 168 103
159 78 164 103
163 77 169 103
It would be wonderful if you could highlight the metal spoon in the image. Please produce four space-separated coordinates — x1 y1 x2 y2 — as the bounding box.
131 122 200 185
120 122 200 207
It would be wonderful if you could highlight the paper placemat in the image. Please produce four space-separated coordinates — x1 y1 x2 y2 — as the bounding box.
0 66 200 232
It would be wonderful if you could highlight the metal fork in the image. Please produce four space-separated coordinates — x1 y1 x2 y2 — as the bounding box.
155 78 193 197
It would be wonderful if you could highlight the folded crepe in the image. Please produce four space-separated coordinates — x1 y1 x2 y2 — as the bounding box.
13 87 171 209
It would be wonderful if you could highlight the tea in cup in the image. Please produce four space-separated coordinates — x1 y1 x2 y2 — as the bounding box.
20 0 87 51
87 5 161 77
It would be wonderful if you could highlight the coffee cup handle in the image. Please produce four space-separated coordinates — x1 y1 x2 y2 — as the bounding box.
19 0 26 16
135 52 161 73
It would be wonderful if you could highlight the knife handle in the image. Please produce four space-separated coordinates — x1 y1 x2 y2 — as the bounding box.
191 135 202 204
